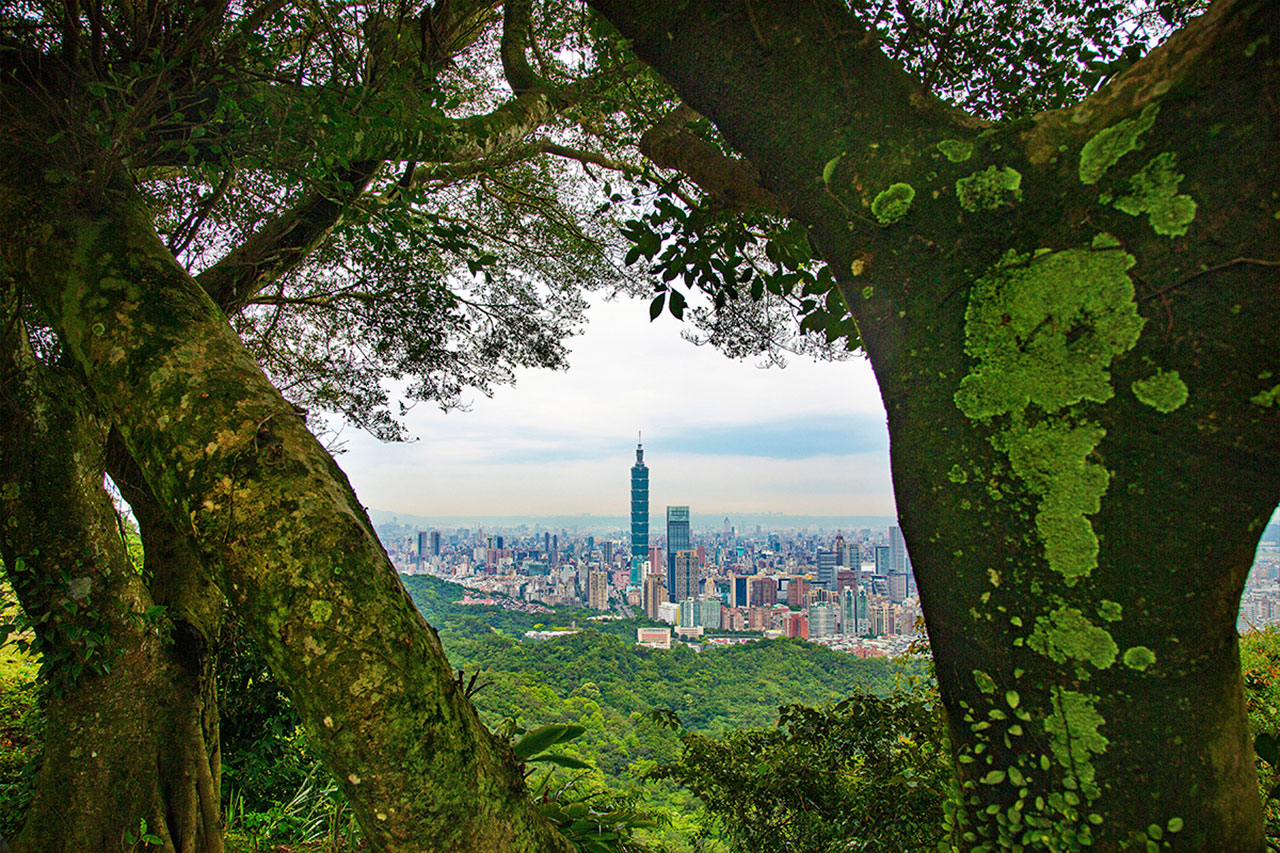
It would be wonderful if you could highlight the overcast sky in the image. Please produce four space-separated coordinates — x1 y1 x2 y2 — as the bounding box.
336 292 897 518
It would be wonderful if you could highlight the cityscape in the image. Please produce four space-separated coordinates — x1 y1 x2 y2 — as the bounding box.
373 437 1280 657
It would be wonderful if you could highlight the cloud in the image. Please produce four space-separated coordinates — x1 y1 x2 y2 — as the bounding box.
334 292 896 516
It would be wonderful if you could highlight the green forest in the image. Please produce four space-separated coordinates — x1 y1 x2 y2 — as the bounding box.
2 0 1277 850
4 575 1277 851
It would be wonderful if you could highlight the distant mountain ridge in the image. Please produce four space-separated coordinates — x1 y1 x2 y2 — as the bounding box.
368 508 899 533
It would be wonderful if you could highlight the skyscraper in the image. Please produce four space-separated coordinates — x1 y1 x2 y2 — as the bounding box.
630 435 649 585
666 506 691 601
889 526 907 568
816 550 838 591
889 526 910 603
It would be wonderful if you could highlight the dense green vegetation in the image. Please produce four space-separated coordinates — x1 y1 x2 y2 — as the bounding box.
4 571 1280 851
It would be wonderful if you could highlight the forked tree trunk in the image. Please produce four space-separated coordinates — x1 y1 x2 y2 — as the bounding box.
0 314 222 853
0 104 571 853
595 0 1278 848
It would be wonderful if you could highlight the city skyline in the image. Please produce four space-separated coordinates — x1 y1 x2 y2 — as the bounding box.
336 292 896 517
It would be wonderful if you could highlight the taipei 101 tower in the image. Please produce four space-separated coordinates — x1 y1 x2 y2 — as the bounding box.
630 433 649 586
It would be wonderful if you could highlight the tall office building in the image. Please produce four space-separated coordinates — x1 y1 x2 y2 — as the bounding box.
833 533 846 566
889 526 911 603
840 586 858 636
430 530 441 556
671 549 698 603
666 506 691 601
809 603 836 637
874 544 891 575
889 526 909 573
816 550 838 591
630 436 649 585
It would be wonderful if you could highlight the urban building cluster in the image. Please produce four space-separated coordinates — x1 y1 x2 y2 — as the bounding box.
375 438 926 657
374 438 1279 655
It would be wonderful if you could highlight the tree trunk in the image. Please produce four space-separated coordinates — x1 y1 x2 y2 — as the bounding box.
0 105 571 853
0 311 222 853
593 0 1278 848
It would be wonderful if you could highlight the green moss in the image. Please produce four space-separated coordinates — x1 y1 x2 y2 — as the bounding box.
937 139 974 162
1028 606 1118 671
1078 103 1160 185
1098 600 1123 622
1132 369 1188 413
1250 384 1280 407
1122 645 1156 671
311 599 334 622
871 183 915 224
948 464 969 484
956 166 1023 211
973 669 997 694
955 245 1144 584
1044 689 1109 788
955 247 1143 418
1111 152 1197 236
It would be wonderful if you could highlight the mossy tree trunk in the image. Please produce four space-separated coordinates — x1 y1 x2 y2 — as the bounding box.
0 307 222 853
0 107 571 853
595 0 1277 848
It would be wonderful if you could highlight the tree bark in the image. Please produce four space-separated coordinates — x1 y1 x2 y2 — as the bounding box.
0 311 222 853
0 107 571 853
593 0 1278 848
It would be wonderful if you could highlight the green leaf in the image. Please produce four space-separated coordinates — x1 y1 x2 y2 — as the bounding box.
822 153 843 185
979 770 1006 785
649 295 665 322
527 753 593 770
669 289 686 320
513 724 584 759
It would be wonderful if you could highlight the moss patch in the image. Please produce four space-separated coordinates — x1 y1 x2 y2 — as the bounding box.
937 139 974 162
1078 103 1160 185
956 245 1144 584
1132 369 1188 413
1250 384 1280 407
1122 645 1156 671
1028 606 1118 672
1045 689 1109 792
871 183 915 224
956 166 1023 212
1111 152 1197 237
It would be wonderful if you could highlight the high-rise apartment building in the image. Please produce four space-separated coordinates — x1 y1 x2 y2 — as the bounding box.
670 549 698 603
749 576 777 607
787 576 810 608
666 506 691 601
630 437 649 586
643 574 665 619
588 570 609 611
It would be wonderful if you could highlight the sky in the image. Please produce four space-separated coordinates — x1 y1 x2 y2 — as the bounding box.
336 292 897 519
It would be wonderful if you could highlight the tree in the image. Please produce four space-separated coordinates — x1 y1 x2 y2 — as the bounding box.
0 1 647 850
651 691 951 852
0 1 1274 851
589 0 1277 848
